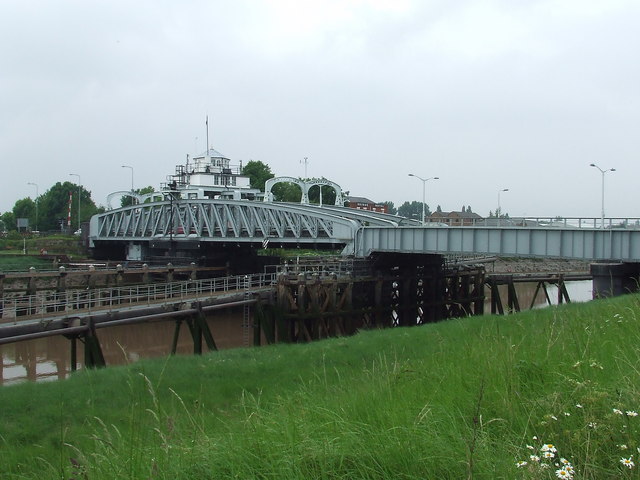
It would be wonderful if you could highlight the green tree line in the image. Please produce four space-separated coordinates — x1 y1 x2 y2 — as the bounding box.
1 181 104 233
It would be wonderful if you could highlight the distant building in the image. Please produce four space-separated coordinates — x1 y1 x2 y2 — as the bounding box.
429 210 483 226
346 196 388 213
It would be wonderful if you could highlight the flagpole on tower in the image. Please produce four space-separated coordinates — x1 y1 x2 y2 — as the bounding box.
206 116 209 155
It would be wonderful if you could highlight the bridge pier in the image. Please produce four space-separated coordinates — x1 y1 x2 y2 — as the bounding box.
591 262 640 298
82 319 106 369
443 266 485 318
271 272 360 343
169 304 218 355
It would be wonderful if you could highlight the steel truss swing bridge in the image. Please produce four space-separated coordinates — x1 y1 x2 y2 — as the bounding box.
89 198 640 262
90 199 420 258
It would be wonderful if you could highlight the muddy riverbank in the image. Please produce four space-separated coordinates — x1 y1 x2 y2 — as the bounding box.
479 257 590 274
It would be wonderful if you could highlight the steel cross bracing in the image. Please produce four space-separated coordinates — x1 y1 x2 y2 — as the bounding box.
90 199 403 250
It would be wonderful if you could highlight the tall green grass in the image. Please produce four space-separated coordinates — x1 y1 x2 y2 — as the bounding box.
1 295 639 479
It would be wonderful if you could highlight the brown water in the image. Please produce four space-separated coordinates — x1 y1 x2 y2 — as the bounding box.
1 281 593 385
1 308 246 386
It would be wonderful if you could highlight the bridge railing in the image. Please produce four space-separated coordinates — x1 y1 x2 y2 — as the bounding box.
1 273 278 320
426 217 640 229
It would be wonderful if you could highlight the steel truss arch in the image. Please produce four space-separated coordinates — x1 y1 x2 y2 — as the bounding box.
106 191 145 210
90 199 361 251
263 176 344 205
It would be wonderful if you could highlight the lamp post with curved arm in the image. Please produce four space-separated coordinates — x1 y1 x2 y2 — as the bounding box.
408 174 439 225
589 163 616 229
496 188 509 227
122 165 135 204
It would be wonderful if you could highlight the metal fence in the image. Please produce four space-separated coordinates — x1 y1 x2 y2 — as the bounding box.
1 273 278 320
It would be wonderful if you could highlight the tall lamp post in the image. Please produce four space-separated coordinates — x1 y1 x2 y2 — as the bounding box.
408 174 439 225
27 182 38 232
589 163 616 229
121 165 135 204
69 173 81 232
497 188 509 216
497 188 509 227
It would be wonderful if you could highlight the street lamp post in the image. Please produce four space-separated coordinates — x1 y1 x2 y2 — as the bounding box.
27 182 38 232
408 174 439 225
497 188 509 227
590 163 616 229
121 165 135 204
497 188 509 216
69 173 81 233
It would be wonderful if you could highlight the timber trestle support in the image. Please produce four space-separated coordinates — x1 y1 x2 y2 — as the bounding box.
485 273 588 314
62 317 106 371
259 254 486 345
170 302 218 355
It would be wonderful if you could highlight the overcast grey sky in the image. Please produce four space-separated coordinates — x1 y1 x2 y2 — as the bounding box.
1 0 638 218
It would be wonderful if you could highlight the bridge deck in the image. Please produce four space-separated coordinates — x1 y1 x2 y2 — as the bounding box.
355 226 640 261
90 199 640 261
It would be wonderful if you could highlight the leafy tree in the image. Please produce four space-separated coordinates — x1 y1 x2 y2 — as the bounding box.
272 182 303 202
381 201 396 215
307 184 337 205
398 201 429 220
493 207 509 218
13 198 35 225
0 211 15 232
121 186 156 207
38 181 100 231
436 205 442 213
242 160 274 191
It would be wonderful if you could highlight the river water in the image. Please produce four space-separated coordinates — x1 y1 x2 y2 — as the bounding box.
0 281 594 385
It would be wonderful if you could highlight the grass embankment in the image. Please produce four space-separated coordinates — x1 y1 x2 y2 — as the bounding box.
2 296 640 479
0 254 52 271
0 234 86 271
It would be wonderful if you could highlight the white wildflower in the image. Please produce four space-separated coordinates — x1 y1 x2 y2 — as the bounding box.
620 457 635 469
